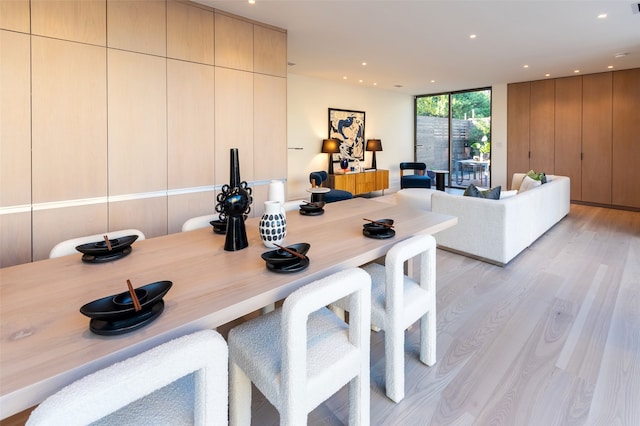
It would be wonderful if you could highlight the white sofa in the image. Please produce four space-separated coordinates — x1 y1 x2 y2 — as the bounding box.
396 173 570 265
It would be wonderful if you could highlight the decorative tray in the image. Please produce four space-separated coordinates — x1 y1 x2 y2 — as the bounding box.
362 219 395 240
262 243 311 273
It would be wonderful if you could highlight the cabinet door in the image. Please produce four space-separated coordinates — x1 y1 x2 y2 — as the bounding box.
582 73 612 205
554 76 582 200
529 79 555 174
507 82 530 184
331 174 356 194
356 172 375 194
375 170 389 191
612 68 640 208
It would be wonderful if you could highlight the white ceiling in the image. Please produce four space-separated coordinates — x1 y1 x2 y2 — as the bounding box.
195 0 640 95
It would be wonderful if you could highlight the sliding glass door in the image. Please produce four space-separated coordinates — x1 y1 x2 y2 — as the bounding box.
415 88 491 189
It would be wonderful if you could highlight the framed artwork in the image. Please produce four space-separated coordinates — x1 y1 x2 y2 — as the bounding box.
328 108 366 162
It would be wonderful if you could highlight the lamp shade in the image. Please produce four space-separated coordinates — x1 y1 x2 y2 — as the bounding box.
366 139 382 152
321 138 340 154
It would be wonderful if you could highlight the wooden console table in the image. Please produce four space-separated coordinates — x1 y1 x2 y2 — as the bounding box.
327 169 389 196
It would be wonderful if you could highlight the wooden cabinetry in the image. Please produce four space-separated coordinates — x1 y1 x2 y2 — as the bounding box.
328 170 389 196
508 69 639 210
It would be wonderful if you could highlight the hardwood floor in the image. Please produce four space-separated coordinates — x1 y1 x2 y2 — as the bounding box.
3 204 637 425
250 203 640 425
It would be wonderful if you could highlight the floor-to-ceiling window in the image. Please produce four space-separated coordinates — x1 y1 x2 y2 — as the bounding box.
415 88 491 189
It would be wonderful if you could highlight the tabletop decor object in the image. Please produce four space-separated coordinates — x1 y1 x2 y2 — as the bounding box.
261 242 310 273
363 218 396 239
79 280 172 335
75 234 139 263
298 201 325 216
216 148 253 251
259 201 287 248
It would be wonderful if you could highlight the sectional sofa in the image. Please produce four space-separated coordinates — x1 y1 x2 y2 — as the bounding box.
396 173 571 265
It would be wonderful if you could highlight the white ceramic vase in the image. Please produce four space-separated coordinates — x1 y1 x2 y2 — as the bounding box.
267 180 286 218
259 201 287 248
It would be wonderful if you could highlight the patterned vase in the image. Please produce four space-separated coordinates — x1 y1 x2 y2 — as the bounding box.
259 201 287 248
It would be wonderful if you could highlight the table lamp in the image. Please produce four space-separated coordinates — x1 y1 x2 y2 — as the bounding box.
366 139 383 169
321 138 340 174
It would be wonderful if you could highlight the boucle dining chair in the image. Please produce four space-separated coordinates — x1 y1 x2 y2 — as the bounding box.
182 214 217 232
228 268 371 426
48 229 145 258
332 234 438 403
26 330 229 426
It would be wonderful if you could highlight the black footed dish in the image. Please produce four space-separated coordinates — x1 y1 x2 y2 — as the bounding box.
80 281 172 335
261 243 311 273
75 235 139 263
363 219 395 239
299 202 325 216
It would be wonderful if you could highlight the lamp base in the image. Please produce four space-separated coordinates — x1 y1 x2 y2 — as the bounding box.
371 151 377 170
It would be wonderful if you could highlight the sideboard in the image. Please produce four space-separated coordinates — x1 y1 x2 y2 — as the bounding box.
327 169 389 196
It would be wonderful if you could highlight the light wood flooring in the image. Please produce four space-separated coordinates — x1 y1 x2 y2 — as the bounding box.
3 203 638 425
250 203 640 425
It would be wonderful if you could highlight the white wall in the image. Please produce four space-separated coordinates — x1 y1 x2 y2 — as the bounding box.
286 73 509 199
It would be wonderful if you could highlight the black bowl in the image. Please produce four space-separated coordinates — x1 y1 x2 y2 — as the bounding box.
363 219 394 234
75 235 139 256
261 243 311 265
209 219 227 235
299 201 325 212
80 281 172 320
113 288 149 307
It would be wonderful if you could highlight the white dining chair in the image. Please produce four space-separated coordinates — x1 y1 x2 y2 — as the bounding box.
26 330 228 426
181 214 218 232
332 234 438 403
228 268 371 426
48 229 145 259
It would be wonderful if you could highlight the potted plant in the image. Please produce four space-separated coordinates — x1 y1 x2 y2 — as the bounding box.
471 136 490 161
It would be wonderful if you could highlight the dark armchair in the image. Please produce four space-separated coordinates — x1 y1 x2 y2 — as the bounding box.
399 162 432 189
309 171 353 203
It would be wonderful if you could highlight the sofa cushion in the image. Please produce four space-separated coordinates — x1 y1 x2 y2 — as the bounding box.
463 184 501 200
519 175 541 192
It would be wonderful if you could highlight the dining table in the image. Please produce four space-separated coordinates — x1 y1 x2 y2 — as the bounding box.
0 197 457 419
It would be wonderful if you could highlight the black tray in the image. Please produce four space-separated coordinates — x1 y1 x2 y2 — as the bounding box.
89 300 164 336
82 246 132 263
363 229 396 239
80 281 172 321
266 257 310 273
75 235 139 256
261 243 310 265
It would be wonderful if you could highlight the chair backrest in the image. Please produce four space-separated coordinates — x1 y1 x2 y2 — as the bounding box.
384 234 437 311
281 268 371 406
399 162 427 171
49 229 146 259
309 171 328 187
26 330 228 426
182 214 217 232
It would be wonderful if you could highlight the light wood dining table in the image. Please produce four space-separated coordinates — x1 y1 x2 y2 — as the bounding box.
0 197 456 419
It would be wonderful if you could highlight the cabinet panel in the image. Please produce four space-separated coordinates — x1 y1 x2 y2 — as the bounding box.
168 191 215 234
0 212 31 267
254 74 287 180
107 0 166 56
529 79 555 174
108 49 167 195
612 68 640 208
214 67 254 183
109 198 167 239
167 59 215 189
0 30 31 207
31 0 106 45
376 169 389 191
215 13 253 71
254 25 286 77
554 76 582 200
32 37 107 203
167 0 214 65
582 73 612 205
328 170 388 196
330 174 356 194
0 0 29 32
356 171 375 194
507 82 530 185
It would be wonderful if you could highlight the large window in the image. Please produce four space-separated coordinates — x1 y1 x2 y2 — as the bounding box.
415 88 491 189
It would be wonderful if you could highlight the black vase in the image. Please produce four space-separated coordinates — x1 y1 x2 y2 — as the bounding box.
215 148 252 251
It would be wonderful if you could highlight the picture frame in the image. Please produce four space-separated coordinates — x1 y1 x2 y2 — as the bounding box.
328 108 366 162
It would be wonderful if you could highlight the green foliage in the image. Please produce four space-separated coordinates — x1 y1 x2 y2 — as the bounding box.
416 90 491 118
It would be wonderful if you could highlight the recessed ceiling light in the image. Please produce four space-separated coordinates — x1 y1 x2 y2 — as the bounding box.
359 79 363 83
597 13 607 18
431 80 436 83
523 65 529 68
615 52 629 58
343 76 347 80
361 62 367 66
574 69 580 73
469 34 477 39
373 83 377 86
248 0 255 4
545 73 551 77
608 65 614 69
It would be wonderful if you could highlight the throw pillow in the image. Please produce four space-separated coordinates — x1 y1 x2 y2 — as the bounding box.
519 175 541 192
500 189 518 199
463 184 501 200
526 170 547 184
